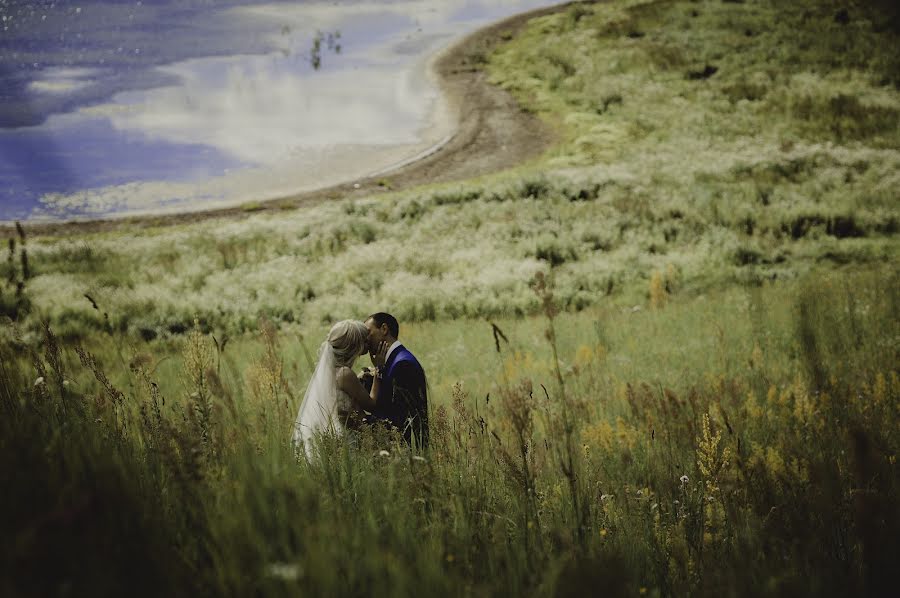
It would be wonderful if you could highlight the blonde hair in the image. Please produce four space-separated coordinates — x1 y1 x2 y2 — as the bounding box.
327 320 368 367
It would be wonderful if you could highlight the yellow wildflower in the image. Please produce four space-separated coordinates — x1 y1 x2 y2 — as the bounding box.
766 385 778 408
765 447 786 480
746 390 762 419
696 412 731 489
575 344 594 367
873 372 886 406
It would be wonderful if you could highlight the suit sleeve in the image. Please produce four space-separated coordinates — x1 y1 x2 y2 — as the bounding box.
391 362 429 449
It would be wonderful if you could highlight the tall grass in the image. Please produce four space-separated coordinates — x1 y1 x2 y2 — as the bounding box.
2 269 897 596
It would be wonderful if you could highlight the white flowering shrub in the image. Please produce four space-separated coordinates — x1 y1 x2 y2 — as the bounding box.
14 0 899 340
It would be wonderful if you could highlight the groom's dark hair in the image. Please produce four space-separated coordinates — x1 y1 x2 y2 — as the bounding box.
369 312 399 338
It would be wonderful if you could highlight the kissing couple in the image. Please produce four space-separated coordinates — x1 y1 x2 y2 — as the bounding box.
292 313 429 457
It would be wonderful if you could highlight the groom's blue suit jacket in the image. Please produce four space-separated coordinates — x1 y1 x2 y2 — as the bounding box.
373 344 429 449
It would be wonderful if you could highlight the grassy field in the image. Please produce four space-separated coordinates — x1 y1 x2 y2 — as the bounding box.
1 1 898 596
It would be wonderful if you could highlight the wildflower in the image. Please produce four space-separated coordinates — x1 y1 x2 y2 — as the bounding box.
599 528 607 537
378 450 390 457
266 563 301 581
765 447 786 479
600 494 613 501
33 376 45 387
696 412 731 489
575 344 594 367
680 475 689 484
873 372 886 405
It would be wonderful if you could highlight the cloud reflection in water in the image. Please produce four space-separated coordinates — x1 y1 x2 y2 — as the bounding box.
1 0 561 220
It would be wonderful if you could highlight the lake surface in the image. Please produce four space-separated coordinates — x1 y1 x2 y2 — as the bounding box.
0 0 560 222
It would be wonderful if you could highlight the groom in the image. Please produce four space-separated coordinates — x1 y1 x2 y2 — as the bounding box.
361 312 429 450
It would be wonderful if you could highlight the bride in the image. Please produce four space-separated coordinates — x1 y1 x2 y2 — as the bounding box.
292 320 386 457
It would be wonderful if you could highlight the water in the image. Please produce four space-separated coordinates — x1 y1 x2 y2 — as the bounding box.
0 0 560 222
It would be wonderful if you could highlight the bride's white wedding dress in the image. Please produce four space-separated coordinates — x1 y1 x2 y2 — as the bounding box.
292 342 352 458
293 319 368 458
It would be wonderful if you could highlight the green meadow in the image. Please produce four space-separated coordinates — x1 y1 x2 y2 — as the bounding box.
1 1 898 596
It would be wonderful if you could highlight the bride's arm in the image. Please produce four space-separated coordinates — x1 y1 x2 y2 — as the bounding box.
337 367 378 410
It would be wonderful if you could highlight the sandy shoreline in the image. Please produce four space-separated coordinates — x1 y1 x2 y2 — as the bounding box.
7 2 573 238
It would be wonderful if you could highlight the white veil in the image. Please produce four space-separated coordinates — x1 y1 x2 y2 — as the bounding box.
292 320 368 458
292 340 339 458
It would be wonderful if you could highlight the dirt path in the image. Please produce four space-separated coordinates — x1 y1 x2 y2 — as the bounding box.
9 3 569 239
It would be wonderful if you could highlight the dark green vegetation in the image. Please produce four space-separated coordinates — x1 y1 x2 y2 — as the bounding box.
1 1 898 596
2 270 898 596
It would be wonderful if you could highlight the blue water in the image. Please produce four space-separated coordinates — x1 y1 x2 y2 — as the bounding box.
1 0 559 221
0 1 285 128
0 117 245 217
